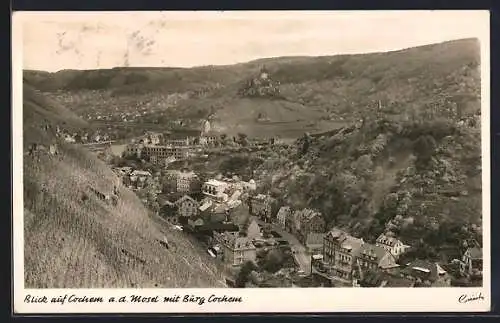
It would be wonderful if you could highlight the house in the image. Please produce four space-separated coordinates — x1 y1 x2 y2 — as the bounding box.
305 232 324 254
147 132 163 145
158 199 177 221
295 209 325 244
174 195 200 225
401 260 451 287
276 206 291 229
375 232 411 259
354 243 398 283
64 134 76 143
216 232 257 267
202 179 230 200
129 170 153 189
460 247 483 278
199 130 219 146
290 209 303 234
249 194 276 222
245 218 262 241
177 169 199 193
197 198 233 225
322 228 365 282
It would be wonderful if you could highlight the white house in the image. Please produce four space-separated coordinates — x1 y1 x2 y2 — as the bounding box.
375 233 411 259
202 179 229 198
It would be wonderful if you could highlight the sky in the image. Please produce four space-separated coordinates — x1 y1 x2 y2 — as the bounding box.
17 10 489 72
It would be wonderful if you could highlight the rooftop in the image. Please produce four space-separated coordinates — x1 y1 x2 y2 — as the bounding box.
359 244 390 263
205 179 229 187
220 232 255 250
376 233 403 247
468 247 483 259
402 260 448 282
326 228 364 256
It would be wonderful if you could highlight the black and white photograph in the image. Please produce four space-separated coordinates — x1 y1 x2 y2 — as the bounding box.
13 10 490 313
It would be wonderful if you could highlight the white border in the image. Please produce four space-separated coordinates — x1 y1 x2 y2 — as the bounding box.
12 10 491 314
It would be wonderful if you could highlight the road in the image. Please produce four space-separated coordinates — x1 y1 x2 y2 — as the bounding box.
255 219 311 274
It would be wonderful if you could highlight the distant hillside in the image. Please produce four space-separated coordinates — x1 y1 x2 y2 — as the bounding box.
23 86 226 288
253 102 481 263
24 38 481 138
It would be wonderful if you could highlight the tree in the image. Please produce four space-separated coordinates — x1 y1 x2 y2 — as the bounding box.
299 132 311 156
413 135 437 169
235 260 257 287
352 154 374 178
261 249 285 273
237 133 249 147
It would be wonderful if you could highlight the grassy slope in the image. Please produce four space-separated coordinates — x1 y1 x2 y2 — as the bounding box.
23 86 226 288
24 38 480 138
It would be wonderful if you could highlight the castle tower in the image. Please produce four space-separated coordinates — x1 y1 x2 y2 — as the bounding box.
201 119 211 135
260 66 269 80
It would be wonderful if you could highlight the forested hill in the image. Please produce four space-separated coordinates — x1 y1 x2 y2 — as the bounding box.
24 38 480 138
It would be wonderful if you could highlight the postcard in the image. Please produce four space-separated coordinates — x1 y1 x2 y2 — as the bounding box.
12 10 491 313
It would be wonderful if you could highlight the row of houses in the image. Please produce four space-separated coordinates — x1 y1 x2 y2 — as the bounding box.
274 206 326 245
319 227 483 287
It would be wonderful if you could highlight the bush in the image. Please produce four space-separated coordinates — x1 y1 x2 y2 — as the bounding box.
261 249 285 273
235 260 257 287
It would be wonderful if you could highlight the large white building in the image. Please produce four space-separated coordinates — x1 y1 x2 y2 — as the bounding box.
142 145 191 162
202 179 230 199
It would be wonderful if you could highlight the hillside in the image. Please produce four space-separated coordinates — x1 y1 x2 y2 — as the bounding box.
23 86 226 288
23 38 481 138
253 98 481 263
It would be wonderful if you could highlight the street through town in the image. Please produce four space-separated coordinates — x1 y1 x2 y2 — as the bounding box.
255 219 311 274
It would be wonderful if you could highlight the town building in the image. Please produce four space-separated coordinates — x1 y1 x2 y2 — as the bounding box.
460 247 483 278
142 145 191 162
158 197 177 221
125 144 143 158
216 232 257 267
294 209 325 244
305 232 324 254
276 206 292 229
245 218 262 241
144 132 163 145
176 169 199 193
322 228 365 282
199 134 219 146
174 195 200 225
355 244 398 274
129 170 153 189
202 179 230 201
375 233 412 259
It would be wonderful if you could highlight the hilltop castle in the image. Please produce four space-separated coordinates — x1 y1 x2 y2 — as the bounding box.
238 66 280 98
